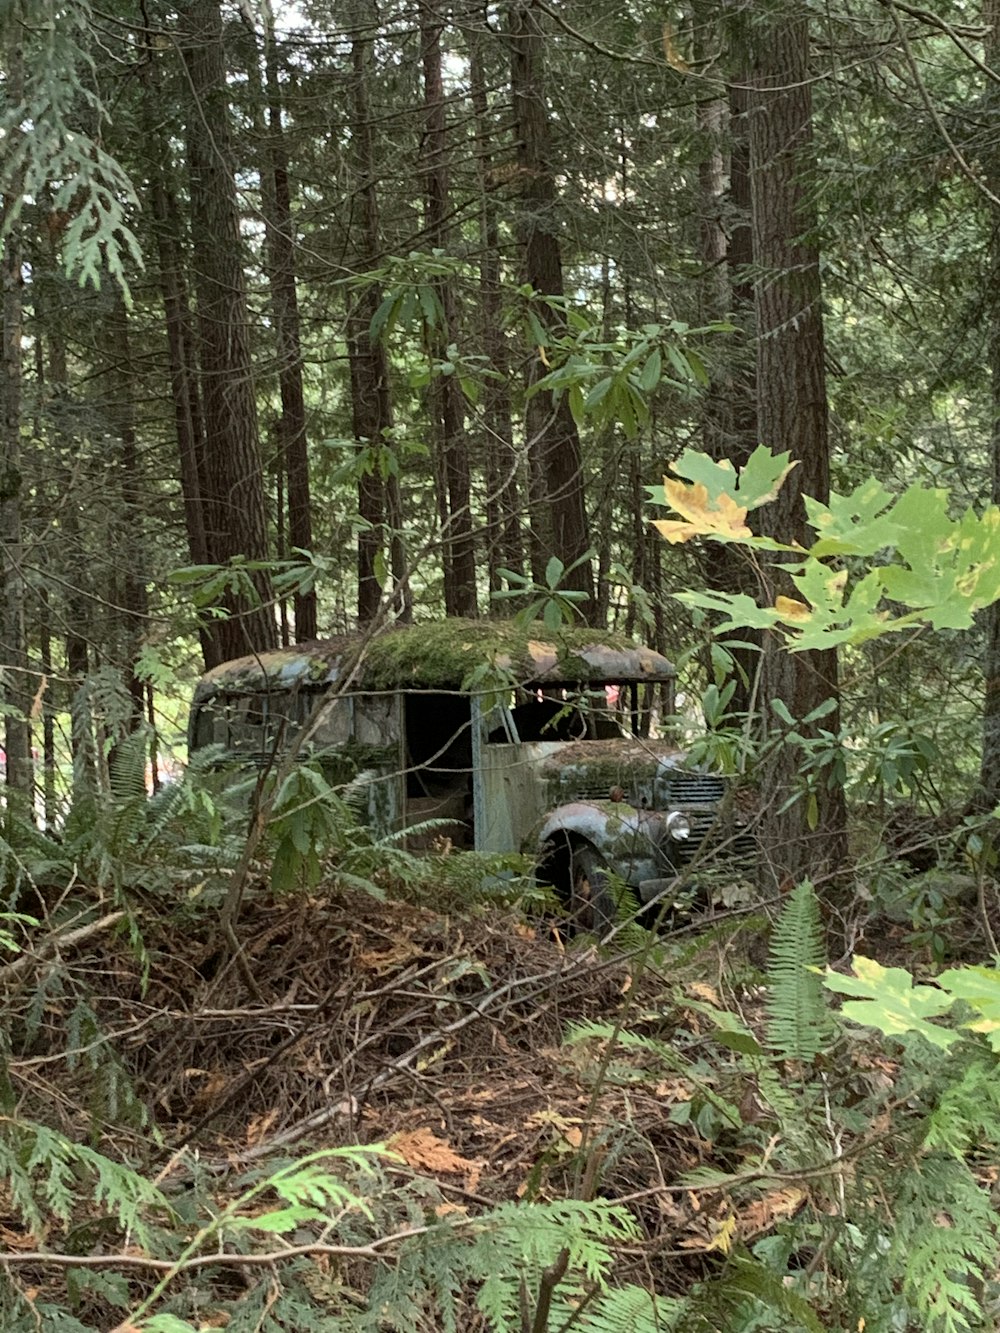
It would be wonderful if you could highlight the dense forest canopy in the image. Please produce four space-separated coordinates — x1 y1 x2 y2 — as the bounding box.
3 1 999 834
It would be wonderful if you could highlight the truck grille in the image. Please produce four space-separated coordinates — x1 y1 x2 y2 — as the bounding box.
561 771 727 808
664 772 726 805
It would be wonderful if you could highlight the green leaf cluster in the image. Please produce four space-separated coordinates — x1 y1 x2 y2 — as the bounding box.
652 447 1000 650
0 1 142 296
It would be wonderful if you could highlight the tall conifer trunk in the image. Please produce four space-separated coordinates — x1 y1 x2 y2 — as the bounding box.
420 0 477 618
509 1 593 618
348 2 410 624
180 0 276 667
468 9 523 598
0 16 33 807
750 4 847 886
696 29 760 717
979 0 1000 805
106 295 149 725
259 8 316 641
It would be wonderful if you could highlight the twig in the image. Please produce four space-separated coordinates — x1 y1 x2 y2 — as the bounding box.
0 911 126 984
0 1225 431 1275
229 949 633 1165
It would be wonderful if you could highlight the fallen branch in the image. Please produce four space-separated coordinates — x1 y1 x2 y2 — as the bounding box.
0 911 126 984
0 1226 429 1273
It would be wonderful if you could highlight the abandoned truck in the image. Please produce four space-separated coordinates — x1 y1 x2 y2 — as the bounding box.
188 619 750 929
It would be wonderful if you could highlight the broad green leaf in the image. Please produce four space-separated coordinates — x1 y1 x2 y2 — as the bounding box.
823 957 958 1049
804 478 898 557
373 548 388 590
937 966 1000 1051
584 376 614 410
665 342 693 382
638 347 662 391
526 309 548 348
669 444 798 511
369 291 398 343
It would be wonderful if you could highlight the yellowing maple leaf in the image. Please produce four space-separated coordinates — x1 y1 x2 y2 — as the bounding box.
652 478 752 544
774 595 811 622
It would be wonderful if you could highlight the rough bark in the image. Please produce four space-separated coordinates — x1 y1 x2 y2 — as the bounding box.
698 61 760 717
468 9 523 599
140 21 209 582
348 6 410 624
979 0 1000 804
749 5 848 886
420 0 477 618
180 0 277 667
105 295 149 726
259 10 316 641
509 1 593 617
0 19 33 808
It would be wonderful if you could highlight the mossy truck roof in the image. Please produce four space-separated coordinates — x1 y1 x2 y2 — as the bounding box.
190 618 677 706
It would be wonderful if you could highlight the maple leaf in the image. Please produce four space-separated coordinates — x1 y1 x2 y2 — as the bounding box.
823 957 958 1049
652 478 751 544
937 965 1000 1051
774 595 811 622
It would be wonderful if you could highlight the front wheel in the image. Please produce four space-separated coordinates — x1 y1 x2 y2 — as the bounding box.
568 844 618 937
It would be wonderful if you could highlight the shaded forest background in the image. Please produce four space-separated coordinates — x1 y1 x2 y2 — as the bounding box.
4 0 1000 871
7 5 1000 1331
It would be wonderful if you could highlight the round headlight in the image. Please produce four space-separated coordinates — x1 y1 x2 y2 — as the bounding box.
665 811 691 842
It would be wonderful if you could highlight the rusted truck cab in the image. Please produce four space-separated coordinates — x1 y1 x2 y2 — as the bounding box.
188 620 747 929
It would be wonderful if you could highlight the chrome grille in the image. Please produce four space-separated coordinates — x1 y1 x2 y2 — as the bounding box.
664 772 726 805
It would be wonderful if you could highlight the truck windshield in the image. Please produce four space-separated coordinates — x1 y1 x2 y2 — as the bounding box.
487 688 629 744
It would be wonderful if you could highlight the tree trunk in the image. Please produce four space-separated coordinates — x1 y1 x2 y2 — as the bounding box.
106 294 149 726
140 17 209 586
749 4 847 887
420 0 477 618
509 1 593 617
468 9 523 600
35 275 91 775
259 7 316 641
979 0 1000 805
0 18 33 810
180 0 276 667
697 53 760 717
348 4 410 624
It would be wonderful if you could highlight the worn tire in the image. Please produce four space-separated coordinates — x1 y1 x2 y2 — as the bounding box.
568 844 618 937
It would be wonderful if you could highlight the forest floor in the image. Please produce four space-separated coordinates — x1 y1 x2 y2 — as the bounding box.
3 874 990 1327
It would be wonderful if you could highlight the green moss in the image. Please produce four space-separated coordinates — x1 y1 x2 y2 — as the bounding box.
355 618 653 689
198 618 674 696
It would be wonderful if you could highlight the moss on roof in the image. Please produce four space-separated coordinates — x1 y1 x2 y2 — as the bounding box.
195 618 675 697
353 619 674 688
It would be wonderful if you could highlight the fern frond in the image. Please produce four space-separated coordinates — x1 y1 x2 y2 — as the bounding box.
1 1119 175 1254
766 880 831 1062
575 1284 686 1331
699 1254 825 1333
365 1197 640 1332
379 817 463 847
893 1156 997 1333
923 1057 1000 1157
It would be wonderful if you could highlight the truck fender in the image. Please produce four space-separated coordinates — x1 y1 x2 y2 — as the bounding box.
532 801 664 890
